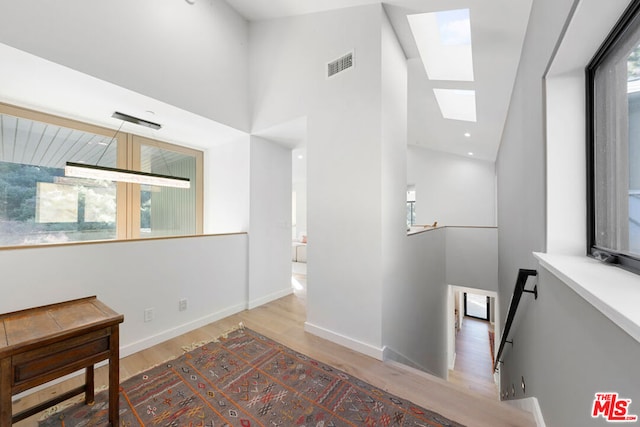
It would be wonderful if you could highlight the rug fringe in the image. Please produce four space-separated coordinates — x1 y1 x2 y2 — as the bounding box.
37 385 108 421
181 322 245 352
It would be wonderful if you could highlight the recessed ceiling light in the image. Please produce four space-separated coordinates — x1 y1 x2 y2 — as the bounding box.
298 155 304 159
468 152 474 156
464 132 471 138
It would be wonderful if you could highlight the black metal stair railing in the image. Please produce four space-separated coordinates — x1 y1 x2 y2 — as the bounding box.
494 268 538 372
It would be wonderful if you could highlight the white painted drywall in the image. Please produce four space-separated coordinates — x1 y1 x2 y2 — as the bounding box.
446 227 498 292
0 0 250 131
380 8 410 360
207 136 251 234
0 234 248 357
408 146 497 227
248 136 293 308
545 73 586 255
384 229 448 377
250 5 387 351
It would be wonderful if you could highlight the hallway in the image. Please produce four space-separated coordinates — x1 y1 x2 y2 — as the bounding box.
449 316 499 400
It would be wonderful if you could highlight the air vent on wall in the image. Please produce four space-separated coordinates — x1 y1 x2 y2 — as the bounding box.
327 51 354 78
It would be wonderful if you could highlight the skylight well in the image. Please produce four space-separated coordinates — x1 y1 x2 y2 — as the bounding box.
409 9 478 123
408 9 474 81
433 89 477 122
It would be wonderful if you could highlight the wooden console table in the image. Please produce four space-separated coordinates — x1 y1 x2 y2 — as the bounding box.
0 296 124 425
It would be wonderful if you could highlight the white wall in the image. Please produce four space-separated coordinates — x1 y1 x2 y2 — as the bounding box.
0 234 248 357
248 136 293 308
446 227 498 292
207 136 250 234
0 0 250 131
408 146 496 226
380 8 411 361
250 5 389 355
385 229 448 377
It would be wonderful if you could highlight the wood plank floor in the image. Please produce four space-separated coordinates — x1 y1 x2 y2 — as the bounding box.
448 316 499 400
13 288 534 427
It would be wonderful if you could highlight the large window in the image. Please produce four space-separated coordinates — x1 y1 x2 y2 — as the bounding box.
0 103 202 247
588 0 640 271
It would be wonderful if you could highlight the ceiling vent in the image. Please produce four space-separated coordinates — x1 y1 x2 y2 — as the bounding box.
327 51 354 78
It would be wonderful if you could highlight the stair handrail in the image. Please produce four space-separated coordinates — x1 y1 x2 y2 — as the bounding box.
494 268 538 372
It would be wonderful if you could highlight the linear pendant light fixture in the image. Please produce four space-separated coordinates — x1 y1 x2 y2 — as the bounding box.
65 112 191 189
65 162 191 188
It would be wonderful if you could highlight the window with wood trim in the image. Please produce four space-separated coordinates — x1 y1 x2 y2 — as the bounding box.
0 103 203 247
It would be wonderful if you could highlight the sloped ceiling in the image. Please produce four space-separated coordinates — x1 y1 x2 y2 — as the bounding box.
226 0 532 161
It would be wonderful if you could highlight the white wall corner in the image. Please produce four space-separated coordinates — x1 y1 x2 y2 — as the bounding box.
247 287 293 310
506 397 547 427
383 346 438 378
304 322 385 360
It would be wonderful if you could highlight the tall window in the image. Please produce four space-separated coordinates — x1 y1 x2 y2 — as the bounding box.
0 104 203 247
587 0 640 271
406 188 416 227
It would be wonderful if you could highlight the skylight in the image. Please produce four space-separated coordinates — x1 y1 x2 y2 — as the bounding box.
408 9 474 81
433 89 477 122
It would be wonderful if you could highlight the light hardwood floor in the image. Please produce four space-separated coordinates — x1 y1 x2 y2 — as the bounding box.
448 316 499 400
14 285 534 427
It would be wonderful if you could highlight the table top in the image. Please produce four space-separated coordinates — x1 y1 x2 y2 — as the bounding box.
0 296 123 357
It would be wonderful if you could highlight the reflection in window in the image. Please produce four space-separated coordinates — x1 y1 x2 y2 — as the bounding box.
589 6 640 272
139 144 197 238
0 114 117 246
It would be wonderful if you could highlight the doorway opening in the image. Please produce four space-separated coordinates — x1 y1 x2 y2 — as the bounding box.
448 286 499 400
464 292 490 320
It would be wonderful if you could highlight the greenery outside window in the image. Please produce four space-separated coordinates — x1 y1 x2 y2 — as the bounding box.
0 103 203 247
587 0 640 271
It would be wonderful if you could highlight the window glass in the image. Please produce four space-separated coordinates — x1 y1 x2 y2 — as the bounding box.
0 113 117 245
139 144 197 238
589 2 640 269
406 189 416 227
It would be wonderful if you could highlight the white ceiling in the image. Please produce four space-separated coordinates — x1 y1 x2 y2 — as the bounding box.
0 1 532 164
225 0 533 161
0 43 245 154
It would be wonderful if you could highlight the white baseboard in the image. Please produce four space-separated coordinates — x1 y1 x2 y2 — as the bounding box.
247 287 293 310
121 302 247 357
449 351 457 371
304 321 385 360
506 397 546 427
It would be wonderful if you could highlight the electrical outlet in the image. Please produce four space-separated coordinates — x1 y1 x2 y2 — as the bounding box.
144 308 154 322
179 298 188 312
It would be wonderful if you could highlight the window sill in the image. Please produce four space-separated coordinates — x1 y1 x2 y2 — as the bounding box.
534 252 640 345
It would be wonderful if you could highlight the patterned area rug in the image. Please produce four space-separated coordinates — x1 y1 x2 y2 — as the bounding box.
40 326 465 426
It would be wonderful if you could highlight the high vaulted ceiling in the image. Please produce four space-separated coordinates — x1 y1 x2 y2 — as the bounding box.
225 0 533 161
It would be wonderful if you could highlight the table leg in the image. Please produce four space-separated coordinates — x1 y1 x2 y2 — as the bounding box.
0 357 12 426
109 326 120 426
85 365 95 404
